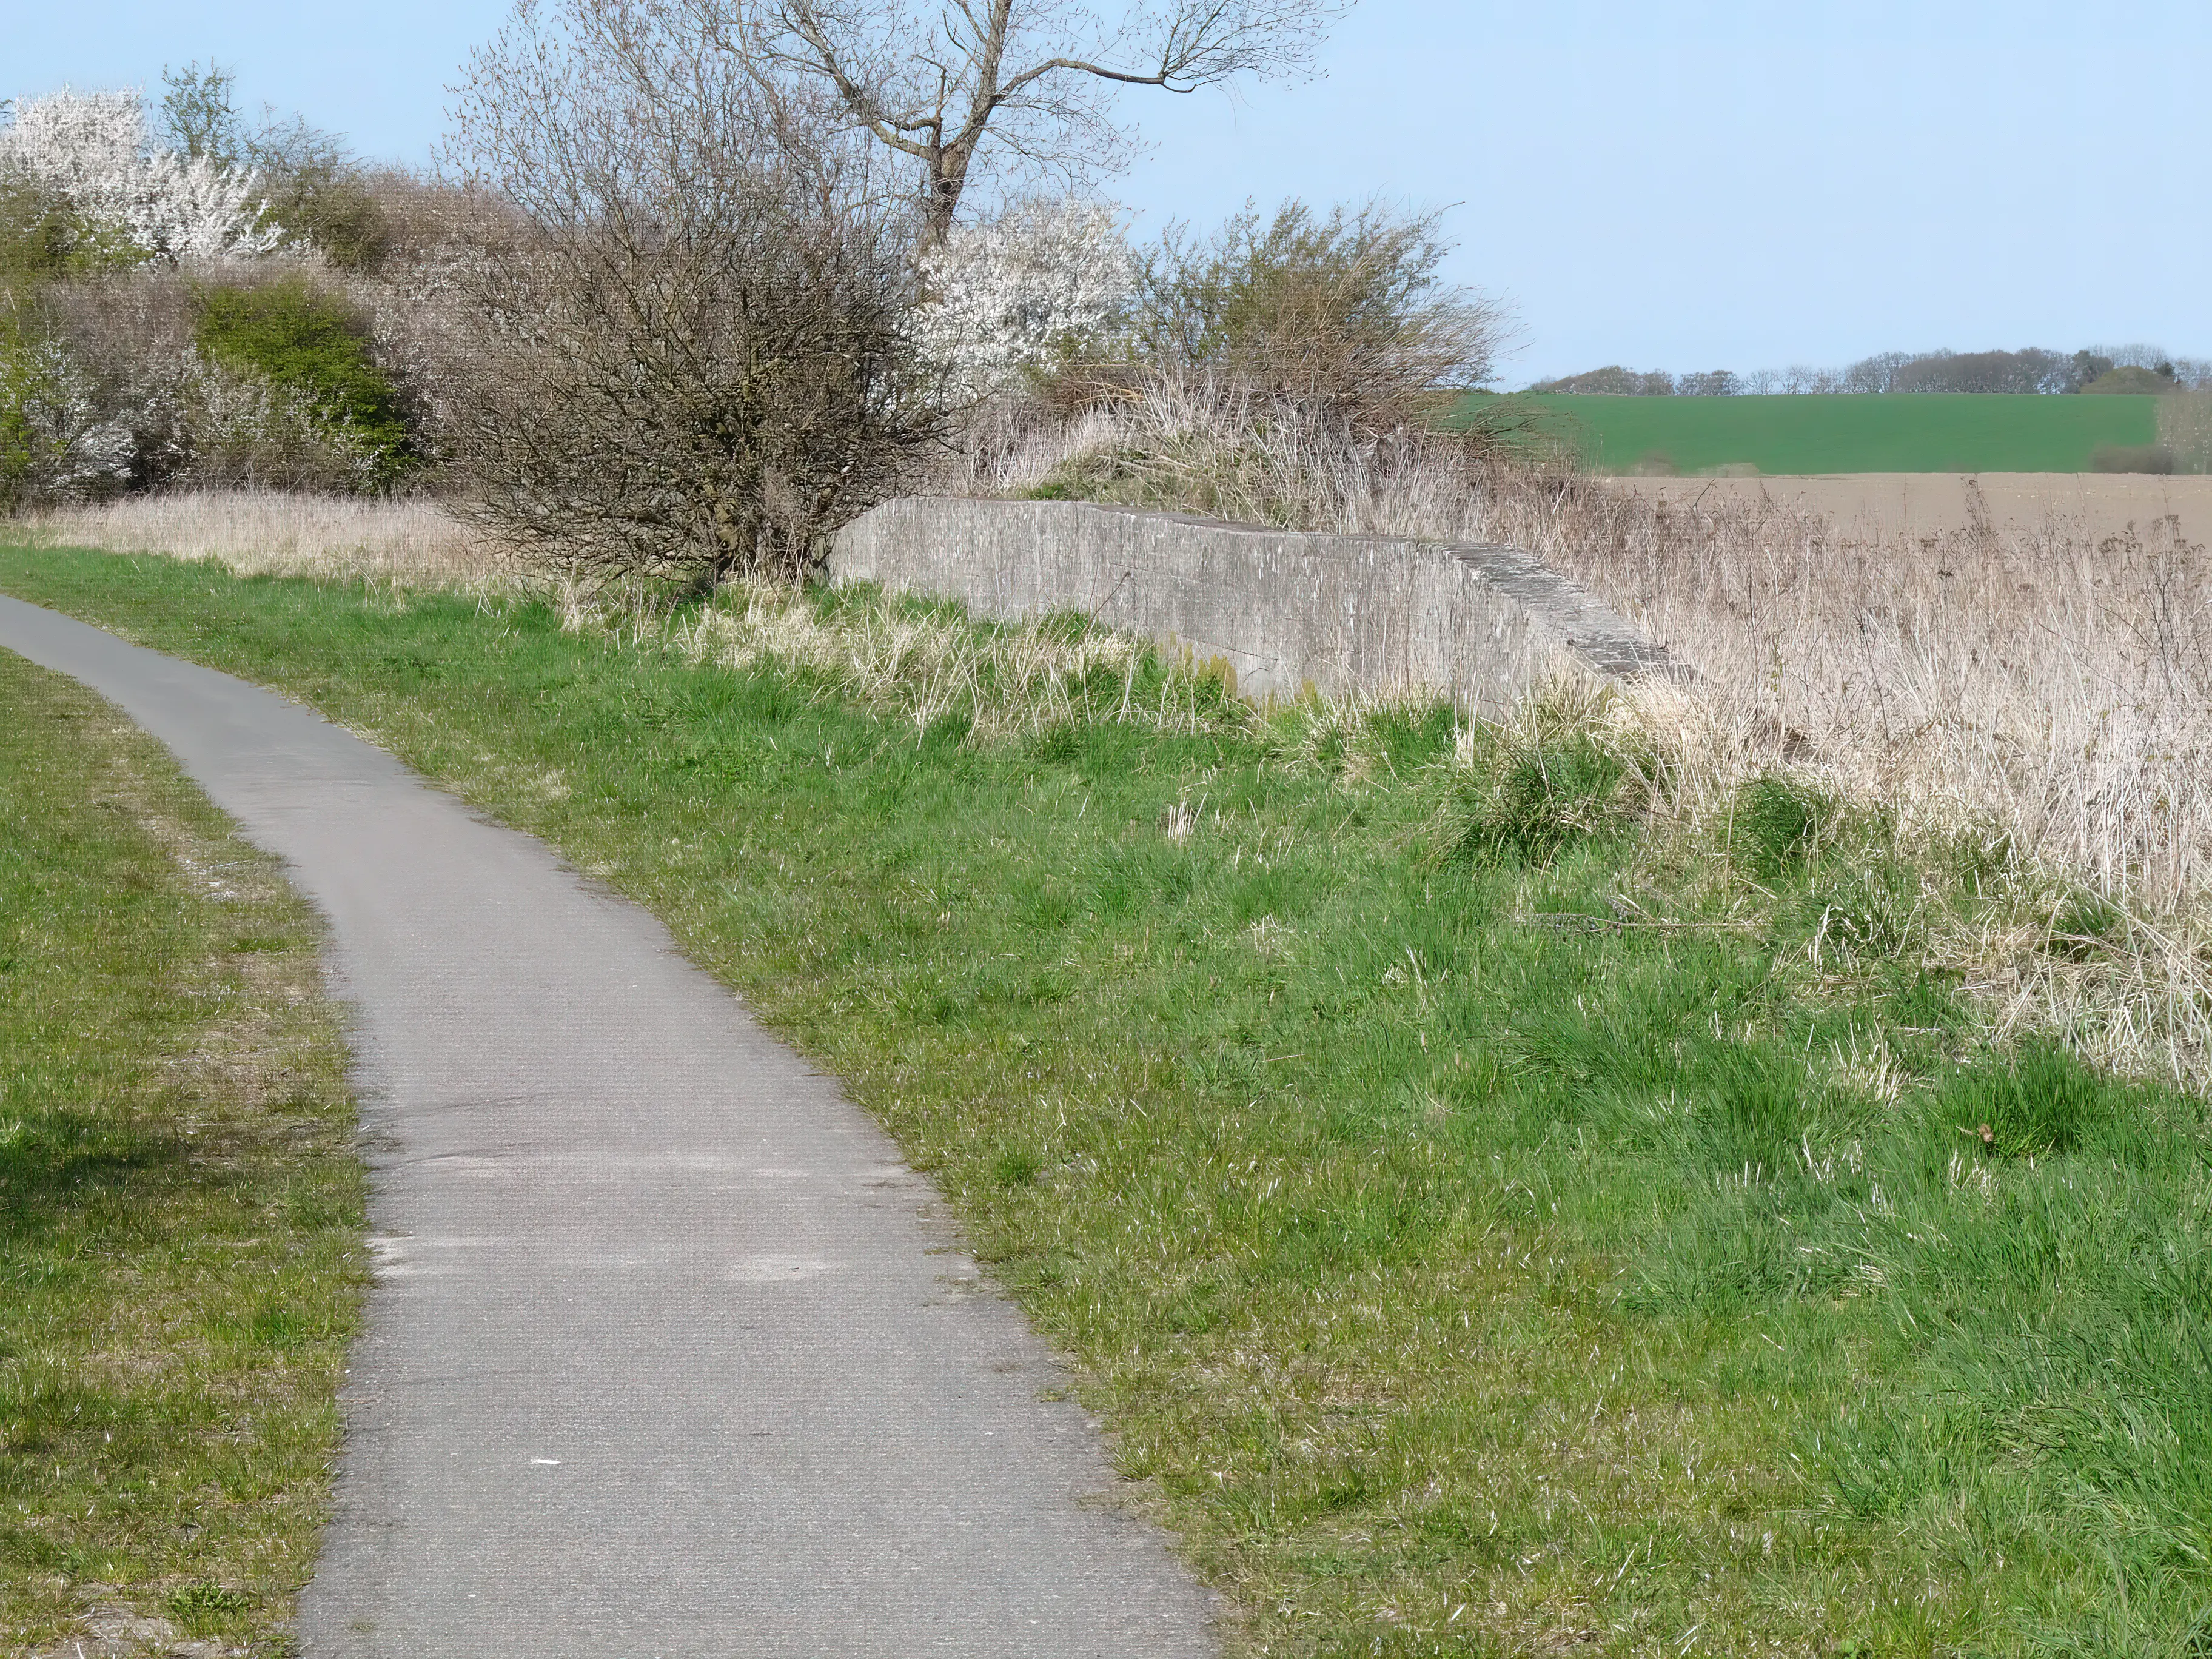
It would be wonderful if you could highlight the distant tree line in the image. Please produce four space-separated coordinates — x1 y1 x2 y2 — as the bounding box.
1533 346 2212 397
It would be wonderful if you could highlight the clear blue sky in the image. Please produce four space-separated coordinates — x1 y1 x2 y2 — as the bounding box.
12 0 2208 384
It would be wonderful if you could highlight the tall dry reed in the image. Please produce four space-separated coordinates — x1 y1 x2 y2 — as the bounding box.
15 491 501 589
950 381 2212 1082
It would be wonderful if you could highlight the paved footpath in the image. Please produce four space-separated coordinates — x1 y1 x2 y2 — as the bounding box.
0 597 1217 1659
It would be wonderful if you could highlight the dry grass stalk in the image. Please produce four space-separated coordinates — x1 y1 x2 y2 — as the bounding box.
13 489 501 589
954 383 2212 1085
674 576 1236 740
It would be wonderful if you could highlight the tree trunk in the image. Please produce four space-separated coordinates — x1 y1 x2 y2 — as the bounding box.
918 138 977 249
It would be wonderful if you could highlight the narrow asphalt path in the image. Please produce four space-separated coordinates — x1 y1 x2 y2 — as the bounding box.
0 597 1217 1658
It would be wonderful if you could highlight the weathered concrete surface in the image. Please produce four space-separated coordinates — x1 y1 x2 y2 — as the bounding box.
0 595 1219 1659
831 497 1677 715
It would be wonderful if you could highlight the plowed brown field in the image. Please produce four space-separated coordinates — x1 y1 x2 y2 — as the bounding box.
1610 472 2212 546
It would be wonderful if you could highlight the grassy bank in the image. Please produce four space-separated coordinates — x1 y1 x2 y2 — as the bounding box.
1502 392 2162 475
0 649 365 1655
4 545 2210 1656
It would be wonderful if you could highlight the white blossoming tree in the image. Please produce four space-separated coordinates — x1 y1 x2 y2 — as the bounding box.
0 89 281 265
915 198 1133 404
0 336 134 506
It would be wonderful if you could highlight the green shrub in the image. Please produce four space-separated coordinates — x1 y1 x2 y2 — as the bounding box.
0 170 145 308
0 327 41 507
249 122 390 270
1137 200 1506 432
0 173 75 306
2081 364 2177 395
193 278 411 483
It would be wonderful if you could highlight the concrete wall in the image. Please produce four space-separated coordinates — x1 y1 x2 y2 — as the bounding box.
829 497 1678 717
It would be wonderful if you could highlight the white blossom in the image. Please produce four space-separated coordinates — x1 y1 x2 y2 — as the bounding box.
0 336 134 502
173 354 383 492
916 198 1133 403
0 89 281 264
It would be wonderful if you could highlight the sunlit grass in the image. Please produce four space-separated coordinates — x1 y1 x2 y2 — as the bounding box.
0 649 366 1655
4 544 2208 1655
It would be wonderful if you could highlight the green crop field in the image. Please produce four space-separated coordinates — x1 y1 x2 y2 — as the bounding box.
1488 393 2163 475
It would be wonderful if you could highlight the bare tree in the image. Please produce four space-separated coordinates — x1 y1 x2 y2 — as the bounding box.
766 0 1353 243
440 0 940 585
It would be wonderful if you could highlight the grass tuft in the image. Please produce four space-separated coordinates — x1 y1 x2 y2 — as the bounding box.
1733 773 1840 876
166 1580 253 1638
1445 729 1631 866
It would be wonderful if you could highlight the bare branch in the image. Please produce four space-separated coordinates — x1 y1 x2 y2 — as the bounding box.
439 0 942 583
766 0 1353 243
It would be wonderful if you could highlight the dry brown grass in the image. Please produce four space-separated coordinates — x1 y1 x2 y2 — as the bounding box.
12 490 500 589
675 578 1239 742
959 383 2212 1085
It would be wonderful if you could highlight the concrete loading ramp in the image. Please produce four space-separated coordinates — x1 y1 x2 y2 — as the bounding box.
830 497 1679 716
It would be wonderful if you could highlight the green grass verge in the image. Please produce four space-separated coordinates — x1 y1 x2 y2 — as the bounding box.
0 647 366 1655
3 546 2210 1656
1475 393 2164 475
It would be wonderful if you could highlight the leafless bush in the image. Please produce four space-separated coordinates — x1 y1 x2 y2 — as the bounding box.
438 0 941 587
24 267 198 490
352 171 480 273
